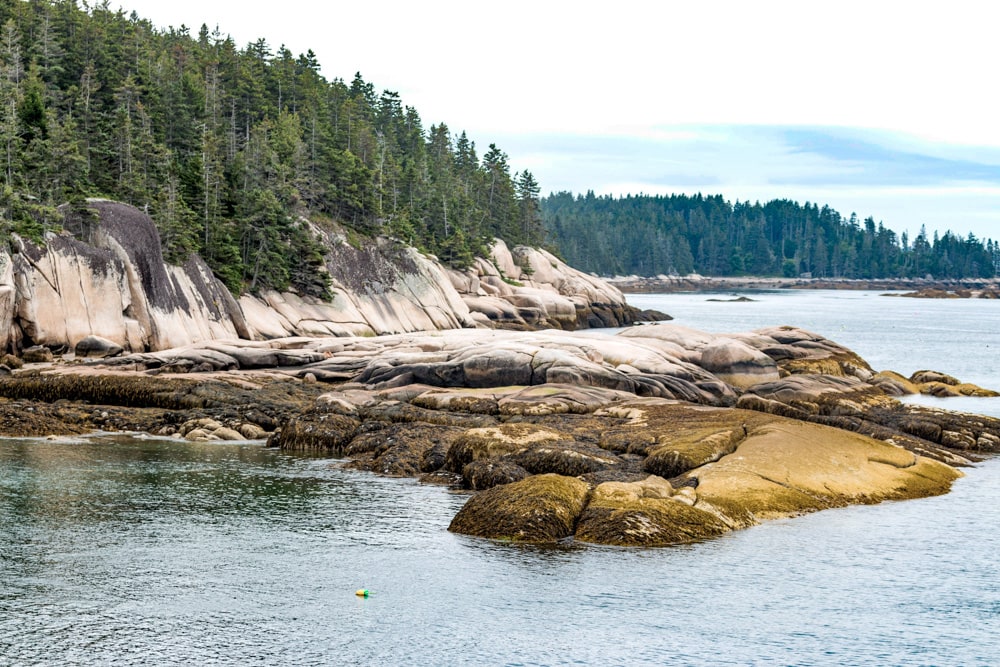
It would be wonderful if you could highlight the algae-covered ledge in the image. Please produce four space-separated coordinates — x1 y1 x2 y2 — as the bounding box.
5 320 995 548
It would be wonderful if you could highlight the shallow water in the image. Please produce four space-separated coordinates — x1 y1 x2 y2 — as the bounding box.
2 291 999 665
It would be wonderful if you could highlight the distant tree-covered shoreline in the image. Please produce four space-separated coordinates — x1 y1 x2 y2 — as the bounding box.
543 191 1000 279
0 0 543 295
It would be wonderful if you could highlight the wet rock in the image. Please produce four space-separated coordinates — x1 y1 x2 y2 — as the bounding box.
444 423 572 472
272 412 361 452
461 459 530 490
448 473 590 543
344 422 465 477
575 476 729 546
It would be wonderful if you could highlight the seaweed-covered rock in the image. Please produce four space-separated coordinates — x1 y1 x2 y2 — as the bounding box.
448 473 590 542
575 476 729 546
444 423 572 472
511 441 623 477
272 412 360 452
461 459 530 490
344 422 465 476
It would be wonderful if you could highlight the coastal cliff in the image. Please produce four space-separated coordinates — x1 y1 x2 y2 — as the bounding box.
0 201 645 355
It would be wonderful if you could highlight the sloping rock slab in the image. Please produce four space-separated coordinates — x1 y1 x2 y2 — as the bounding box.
576 477 729 546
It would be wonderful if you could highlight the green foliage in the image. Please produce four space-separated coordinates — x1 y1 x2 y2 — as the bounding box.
543 192 999 280
0 185 60 245
0 0 540 294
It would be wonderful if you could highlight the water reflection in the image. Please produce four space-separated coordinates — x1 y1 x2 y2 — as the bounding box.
4 434 1000 665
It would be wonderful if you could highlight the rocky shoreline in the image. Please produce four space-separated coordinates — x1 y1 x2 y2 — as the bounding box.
3 322 998 547
1 200 660 359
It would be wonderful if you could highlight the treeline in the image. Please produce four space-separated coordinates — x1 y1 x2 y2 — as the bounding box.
0 0 543 295
543 192 1000 279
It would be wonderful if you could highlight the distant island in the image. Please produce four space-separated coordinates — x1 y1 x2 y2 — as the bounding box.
543 192 1000 280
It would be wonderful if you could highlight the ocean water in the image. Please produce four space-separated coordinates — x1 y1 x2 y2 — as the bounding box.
2 290 999 666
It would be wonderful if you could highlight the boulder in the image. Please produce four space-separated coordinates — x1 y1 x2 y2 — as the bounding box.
461 459 530 490
698 338 780 388
448 473 590 542
75 335 124 359
22 345 53 363
445 423 572 472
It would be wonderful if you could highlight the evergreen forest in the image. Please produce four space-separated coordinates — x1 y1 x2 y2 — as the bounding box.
0 0 545 295
2 1 996 297
543 192 1000 280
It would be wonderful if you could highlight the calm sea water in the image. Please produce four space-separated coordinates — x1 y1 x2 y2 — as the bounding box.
2 290 999 666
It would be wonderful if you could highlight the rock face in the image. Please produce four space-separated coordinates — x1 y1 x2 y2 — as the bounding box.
1 202 650 356
4 201 247 354
447 240 649 330
239 233 477 338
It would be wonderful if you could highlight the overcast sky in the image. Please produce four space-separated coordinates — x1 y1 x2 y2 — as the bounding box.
119 0 1000 243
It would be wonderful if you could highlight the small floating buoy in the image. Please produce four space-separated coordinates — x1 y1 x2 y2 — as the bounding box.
355 589 370 598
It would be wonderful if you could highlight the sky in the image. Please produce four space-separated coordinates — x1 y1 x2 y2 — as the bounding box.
118 0 1000 243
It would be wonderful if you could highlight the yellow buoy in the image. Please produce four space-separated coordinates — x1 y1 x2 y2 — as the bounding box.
355 589 370 598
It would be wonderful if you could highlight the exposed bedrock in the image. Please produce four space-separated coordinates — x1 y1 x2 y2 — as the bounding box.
441 400 962 546
5 319 999 547
1 202 653 357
